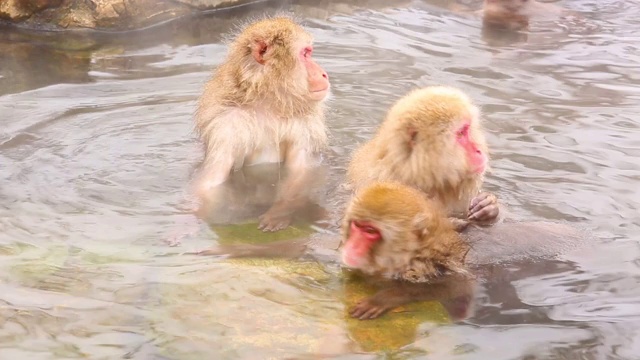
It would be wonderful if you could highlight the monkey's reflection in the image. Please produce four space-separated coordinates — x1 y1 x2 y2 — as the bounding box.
340 254 581 352
344 270 476 320
340 270 475 352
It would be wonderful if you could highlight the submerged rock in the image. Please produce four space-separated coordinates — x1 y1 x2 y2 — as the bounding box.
152 257 453 357
0 0 248 31
211 221 315 246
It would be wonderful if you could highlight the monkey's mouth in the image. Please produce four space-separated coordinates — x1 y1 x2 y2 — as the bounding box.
310 87 330 101
472 164 486 174
341 250 363 269
470 157 487 174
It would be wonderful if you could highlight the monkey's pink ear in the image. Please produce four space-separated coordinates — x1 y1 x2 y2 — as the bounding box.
406 126 418 149
251 40 269 65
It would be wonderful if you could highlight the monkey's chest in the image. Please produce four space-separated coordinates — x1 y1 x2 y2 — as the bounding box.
241 142 287 167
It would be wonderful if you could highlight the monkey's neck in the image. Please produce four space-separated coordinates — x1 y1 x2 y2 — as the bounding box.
239 82 321 119
260 97 323 120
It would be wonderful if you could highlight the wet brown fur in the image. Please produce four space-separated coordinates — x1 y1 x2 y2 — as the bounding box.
342 182 470 282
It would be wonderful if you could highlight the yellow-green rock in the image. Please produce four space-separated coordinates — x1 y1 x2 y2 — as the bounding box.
341 274 451 352
211 221 315 245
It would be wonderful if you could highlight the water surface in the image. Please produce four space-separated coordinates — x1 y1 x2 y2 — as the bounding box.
1 0 639 358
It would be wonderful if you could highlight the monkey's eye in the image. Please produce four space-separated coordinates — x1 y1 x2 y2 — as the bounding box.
457 124 470 138
353 221 380 236
303 47 312 58
362 226 378 234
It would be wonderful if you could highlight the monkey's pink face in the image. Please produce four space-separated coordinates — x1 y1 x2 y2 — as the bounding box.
300 45 330 101
456 121 487 174
341 220 380 269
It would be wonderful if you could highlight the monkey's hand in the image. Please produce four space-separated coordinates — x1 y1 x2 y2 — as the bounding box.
468 192 499 224
449 217 471 232
350 297 392 320
258 207 293 232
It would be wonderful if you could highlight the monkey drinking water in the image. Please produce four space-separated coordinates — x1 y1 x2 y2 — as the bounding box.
341 182 474 320
340 182 586 320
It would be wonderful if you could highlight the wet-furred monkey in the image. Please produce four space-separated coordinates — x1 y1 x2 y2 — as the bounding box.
347 86 499 230
341 182 474 320
194 16 330 232
339 181 587 320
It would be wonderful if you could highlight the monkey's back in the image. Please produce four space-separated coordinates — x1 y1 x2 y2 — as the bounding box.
463 221 589 266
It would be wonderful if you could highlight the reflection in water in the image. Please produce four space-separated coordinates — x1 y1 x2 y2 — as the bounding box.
343 270 476 320
0 42 92 96
1 0 640 358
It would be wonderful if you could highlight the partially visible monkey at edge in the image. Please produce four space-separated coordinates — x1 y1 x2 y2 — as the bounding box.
347 85 500 230
479 0 568 46
423 0 570 46
191 16 331 232
432 0 566 29
481 0 564 29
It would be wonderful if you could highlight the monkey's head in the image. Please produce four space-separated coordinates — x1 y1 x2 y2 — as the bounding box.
228 16 330 110
381 86 489 190
483 0 531 31
340 182 469 282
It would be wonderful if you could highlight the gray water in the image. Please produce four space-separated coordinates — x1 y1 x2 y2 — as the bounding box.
1 0 639 358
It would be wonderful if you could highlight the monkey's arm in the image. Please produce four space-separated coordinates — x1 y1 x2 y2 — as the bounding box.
165 151 236 245
191 152 237 222
190 113 251 224
196 156 234 190
194 110 250 197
